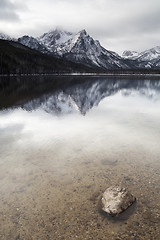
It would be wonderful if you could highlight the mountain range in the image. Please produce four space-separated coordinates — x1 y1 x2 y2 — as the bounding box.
122 46 160 68
0 29 160 73
0 38 93 75
17 29 130 70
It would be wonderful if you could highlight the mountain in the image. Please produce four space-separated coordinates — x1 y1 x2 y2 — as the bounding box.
2 28 160 71
37 28 160 70
41 29 130 69
122 50 139 59
18 35 49 54
38 28 74 52
122 46 160 69
135 46 160 68
132 46 160 61
0 39 93 75
0 32 12 41
16 28 132 70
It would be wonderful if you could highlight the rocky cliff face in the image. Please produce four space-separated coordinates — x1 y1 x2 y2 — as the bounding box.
52 29 129 69
18 35 49 53
17 29 132 69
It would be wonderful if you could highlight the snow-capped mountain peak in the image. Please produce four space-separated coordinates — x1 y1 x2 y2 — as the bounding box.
77 29 87 36
122 46 160 68
37 28 74 52
136 46 160 61
0 32 12 41
55 29 102 58
122 46 160 62
53 29 129 69
3 26 160 70
5 28 129 70
122 50 139 59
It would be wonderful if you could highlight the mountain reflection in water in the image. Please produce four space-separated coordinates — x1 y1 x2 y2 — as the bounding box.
0 75 160 115
0 75 160 240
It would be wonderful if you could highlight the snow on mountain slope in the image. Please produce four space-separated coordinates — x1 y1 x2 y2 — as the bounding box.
122 50 139 59
136 46 160 62
121 47 160 62
122 47 160 68
52 29 129 69
0 32 12 41
4 27 159 70
38 28 74 52
55 30 102 57
18 35 49 53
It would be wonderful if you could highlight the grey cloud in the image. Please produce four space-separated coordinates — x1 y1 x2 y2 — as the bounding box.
88 1 160 41
0 0 27 22
0 0 15 8
1 0 160 53
0 0 19 21
0 11 19 21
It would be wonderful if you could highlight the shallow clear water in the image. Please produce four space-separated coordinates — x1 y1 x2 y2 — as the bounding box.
0 75 160 240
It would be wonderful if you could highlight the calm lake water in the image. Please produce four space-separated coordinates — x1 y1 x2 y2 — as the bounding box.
0 75 160 240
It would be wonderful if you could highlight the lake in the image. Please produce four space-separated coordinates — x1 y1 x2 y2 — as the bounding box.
0 75 160 240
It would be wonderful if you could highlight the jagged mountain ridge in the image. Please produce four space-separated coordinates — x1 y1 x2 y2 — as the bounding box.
52 29 130 69
122 50 139 59
0 39 93 75
18 35 49 54
0 30 131 69
20 29 129 69
135 46 160 68
122 46 160 61
122 46 160 68
1 29 160 70
0 32 12 41
38 28 74 52
138 46 160 61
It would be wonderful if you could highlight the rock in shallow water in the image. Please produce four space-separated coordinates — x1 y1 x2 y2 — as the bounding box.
101 186 136 216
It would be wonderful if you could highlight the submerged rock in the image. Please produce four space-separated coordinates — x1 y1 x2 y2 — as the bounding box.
101 186 136 216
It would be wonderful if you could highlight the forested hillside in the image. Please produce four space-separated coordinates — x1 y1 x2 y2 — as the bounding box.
0 39 93 75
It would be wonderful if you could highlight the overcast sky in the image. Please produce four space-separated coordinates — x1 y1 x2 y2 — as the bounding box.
0 0 160 54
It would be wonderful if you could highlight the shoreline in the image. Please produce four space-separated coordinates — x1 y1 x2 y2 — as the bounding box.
1 72 160 77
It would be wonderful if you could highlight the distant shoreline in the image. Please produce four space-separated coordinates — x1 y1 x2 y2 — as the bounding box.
1 72 160 77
